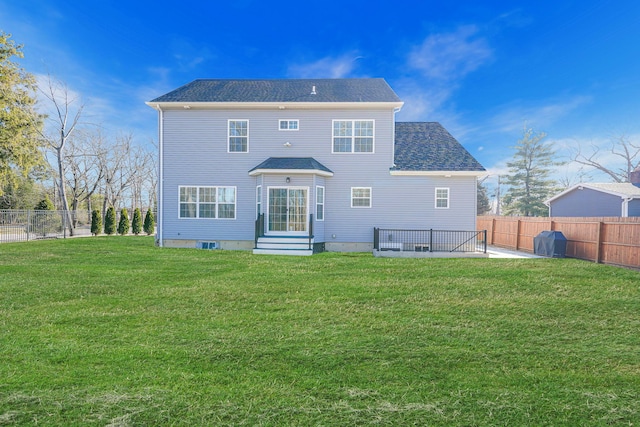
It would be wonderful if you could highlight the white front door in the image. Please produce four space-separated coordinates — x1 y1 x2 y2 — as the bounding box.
268 187 308 234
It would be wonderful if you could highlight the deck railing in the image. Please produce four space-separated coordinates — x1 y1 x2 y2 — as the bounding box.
374 228 487 253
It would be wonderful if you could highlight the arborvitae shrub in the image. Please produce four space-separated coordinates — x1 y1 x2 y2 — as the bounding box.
143 209 155 235
131 208 142 235
91 209 102 236
104 207 116 235
118 208 130 235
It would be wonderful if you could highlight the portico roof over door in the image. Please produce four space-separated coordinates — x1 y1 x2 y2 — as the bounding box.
248 157 334 177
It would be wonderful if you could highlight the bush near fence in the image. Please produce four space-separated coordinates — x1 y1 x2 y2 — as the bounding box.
1 209 156 243
478 216 640 269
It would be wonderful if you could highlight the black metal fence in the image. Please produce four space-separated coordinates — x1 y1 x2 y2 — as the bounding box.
374 228 487 253
0 210 92 243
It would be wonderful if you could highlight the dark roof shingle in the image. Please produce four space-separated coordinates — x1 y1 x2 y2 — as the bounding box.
249 157 333 174
150 79 401 103
393 122 485 172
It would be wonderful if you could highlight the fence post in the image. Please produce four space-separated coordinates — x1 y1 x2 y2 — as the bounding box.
373 228 379 250
595 221 604 264
429 229 433 252
491 218 496 245
483 230 487 253
515 219 521 251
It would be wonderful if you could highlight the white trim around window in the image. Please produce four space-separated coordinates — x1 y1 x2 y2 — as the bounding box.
256 185 262 217
435 187 449 209
279 119 299 131
332 119 375 153
351 187 371 208
316 186 324 221
179 186 236 219
228 119 248 153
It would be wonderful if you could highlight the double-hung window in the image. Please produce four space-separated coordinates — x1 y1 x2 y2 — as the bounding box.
332 120 374 153
316 186 324 221
351 187 371 208
228 120 248 152
279 120 299 130
435 188 449 209
179 186 236 219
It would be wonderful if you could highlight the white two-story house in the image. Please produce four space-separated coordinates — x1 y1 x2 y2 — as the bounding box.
147 78 485 255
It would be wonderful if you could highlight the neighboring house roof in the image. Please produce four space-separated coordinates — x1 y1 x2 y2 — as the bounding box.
546 182 640 204
249 157 334 177
392 122 486 173
150 78 402 104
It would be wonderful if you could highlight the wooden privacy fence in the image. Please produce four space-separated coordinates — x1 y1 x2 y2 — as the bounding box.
477 216 640 269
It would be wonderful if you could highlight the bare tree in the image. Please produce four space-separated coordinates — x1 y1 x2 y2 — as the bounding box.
39 76 84 235
63 128 108 225
571 133 640 182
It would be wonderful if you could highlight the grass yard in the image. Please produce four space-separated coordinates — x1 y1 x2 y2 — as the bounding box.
1 237 639 426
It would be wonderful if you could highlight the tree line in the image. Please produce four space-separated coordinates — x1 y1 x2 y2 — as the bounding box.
1 32 156 235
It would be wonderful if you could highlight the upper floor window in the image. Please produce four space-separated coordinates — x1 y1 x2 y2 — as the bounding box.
435 187 449 209
228 120 248 152
279 120 299 131
179 186 236 219
333 120 374 153
351 187 371 208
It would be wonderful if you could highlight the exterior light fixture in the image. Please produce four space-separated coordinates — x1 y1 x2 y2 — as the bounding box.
286 177 290 183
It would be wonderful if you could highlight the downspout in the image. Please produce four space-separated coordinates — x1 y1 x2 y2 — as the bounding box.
391 106 402 172
622 197 631 217
156 104 164 247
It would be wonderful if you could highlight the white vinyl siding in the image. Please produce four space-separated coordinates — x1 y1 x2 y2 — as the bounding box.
179 186 236 219
228 120 248 152
332 120 374 153
279 119 299 130
351 187 371 208
316 186 324 221
435 187 449 209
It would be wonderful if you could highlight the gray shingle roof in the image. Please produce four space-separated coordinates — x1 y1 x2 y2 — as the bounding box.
249 157 333 174
578 183 640 197
150 79 401 103
393 122 485 172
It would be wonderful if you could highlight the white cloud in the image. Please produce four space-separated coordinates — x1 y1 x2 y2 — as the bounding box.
489 96 592 133
408 25 492 81
287 52 362 78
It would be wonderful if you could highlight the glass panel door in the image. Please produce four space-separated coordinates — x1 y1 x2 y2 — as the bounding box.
268 187 308 234
288 189 307 232
268 188 287 232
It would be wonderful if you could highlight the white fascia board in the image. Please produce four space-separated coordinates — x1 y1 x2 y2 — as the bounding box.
390 170 487 177
249 169 334 177
146 101 404 110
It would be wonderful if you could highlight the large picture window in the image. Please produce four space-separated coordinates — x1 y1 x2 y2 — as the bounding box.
351 187 371 208
332 120 374 153
228 120 248 152
435 187 449 209
179 186 236 219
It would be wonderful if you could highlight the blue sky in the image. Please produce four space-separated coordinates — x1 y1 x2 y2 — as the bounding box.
3 0 640 189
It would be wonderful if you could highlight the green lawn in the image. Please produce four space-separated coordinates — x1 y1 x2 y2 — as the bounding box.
1 237 639 426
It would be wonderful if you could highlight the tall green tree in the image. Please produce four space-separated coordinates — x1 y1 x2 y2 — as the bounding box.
0 32 45 197
503 126 560 217
104 206 116 235
131 208 142 235
143 209 155 236
477 179 492 215
117 208 129 235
